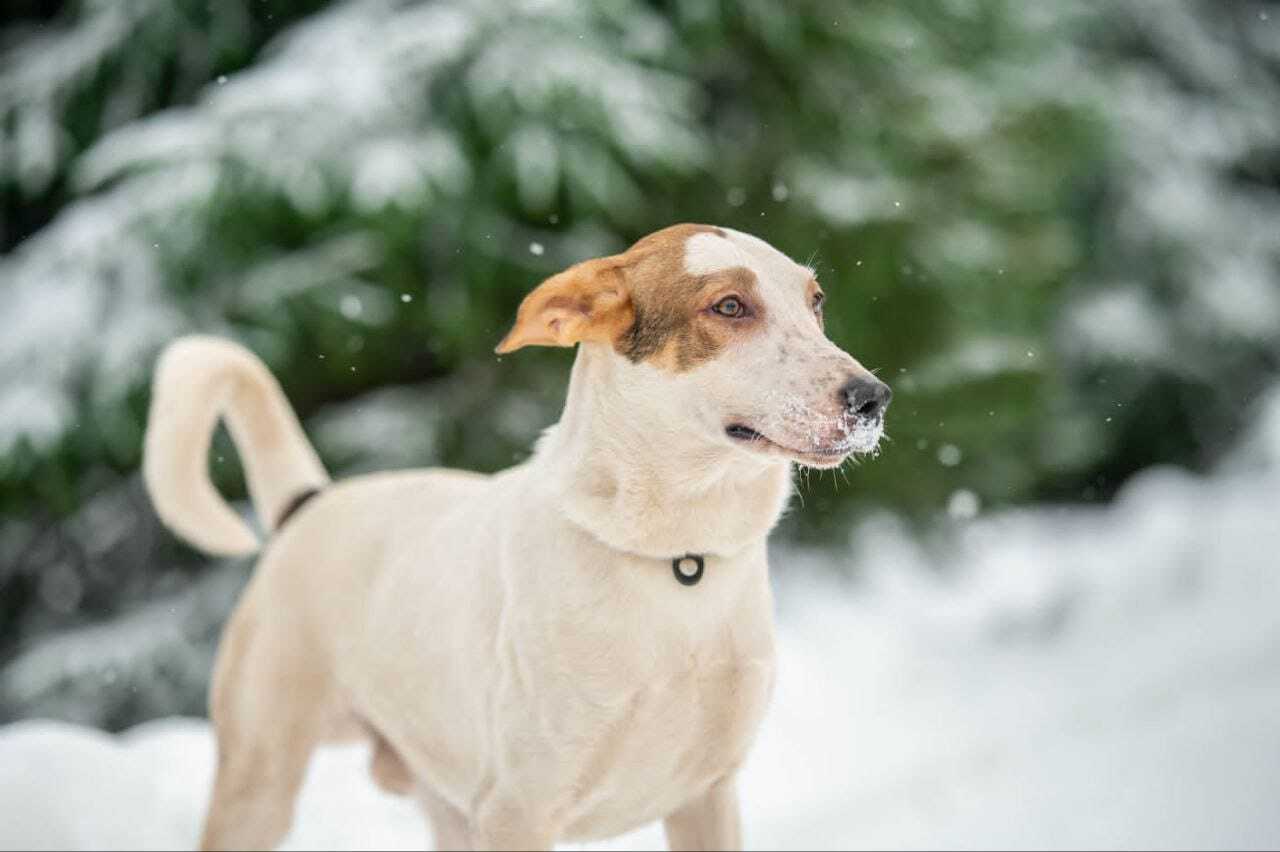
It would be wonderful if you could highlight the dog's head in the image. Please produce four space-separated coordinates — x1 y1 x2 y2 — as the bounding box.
497 224 890 469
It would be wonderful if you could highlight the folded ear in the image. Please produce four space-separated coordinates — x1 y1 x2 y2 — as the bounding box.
495 257 632 354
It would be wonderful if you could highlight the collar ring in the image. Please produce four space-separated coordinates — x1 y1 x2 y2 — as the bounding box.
672 553 705 586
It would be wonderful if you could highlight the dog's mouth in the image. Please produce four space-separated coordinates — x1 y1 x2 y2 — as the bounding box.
726 422 872 469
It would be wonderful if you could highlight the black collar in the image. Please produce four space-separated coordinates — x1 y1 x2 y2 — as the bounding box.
279 487 705 587
275 486 323 530
672 553 705 586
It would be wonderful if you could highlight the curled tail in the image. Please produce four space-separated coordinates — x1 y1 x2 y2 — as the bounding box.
143 335 329 556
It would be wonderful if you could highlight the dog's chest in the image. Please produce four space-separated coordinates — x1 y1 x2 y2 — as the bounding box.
512 557 777 839
550 648 774 840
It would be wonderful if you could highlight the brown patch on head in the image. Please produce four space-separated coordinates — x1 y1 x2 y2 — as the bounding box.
615 224 763 372
496 223 765 370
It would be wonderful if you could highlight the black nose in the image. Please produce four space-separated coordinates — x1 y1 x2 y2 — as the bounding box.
842 375 892 420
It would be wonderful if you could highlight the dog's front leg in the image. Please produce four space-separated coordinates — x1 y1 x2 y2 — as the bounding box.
418 787 474 852
470 799 555 851
663 776 742 852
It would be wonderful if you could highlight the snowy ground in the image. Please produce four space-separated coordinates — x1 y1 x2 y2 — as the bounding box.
5 399 1280 851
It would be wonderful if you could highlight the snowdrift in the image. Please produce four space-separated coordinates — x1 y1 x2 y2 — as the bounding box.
5 396 1280 850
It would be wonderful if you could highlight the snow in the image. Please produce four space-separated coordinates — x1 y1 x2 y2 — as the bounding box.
788 167 908 227
340 294 364 320
1063 287 1173 368
901 337 1042 395
0 0 713 459
945 488 979 519
936 443 962 466
4 410 1280 850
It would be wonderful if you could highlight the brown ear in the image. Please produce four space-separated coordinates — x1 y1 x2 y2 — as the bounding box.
495 257 632 354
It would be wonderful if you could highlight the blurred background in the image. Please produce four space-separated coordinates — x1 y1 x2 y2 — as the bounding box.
1 0 1279 848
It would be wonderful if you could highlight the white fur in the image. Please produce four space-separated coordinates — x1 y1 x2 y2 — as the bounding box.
682 227 880 461
143 227 885 852
683 230 748 277
144 336 328 556
144 339 785 851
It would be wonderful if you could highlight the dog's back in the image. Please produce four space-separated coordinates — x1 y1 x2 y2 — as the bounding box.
143 223 887 851
144 336 505 850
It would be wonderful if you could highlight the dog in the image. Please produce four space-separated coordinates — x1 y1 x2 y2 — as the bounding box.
143 223 890 851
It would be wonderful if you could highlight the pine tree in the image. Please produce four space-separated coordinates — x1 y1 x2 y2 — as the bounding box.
1 0 1277 727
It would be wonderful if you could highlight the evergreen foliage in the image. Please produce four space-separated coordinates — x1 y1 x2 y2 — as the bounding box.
1 0 1277 724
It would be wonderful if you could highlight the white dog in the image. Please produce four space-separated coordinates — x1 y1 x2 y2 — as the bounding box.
143 224 891 851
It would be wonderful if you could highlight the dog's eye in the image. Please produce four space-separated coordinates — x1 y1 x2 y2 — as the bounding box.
813 292 825 314
712 297 746 318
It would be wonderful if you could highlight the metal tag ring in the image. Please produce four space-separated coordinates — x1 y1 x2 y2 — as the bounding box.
672 553 704 586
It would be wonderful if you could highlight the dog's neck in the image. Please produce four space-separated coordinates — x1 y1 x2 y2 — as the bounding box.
535 344 792 560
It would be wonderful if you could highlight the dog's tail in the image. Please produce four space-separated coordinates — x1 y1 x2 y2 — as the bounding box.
143 335 329 556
